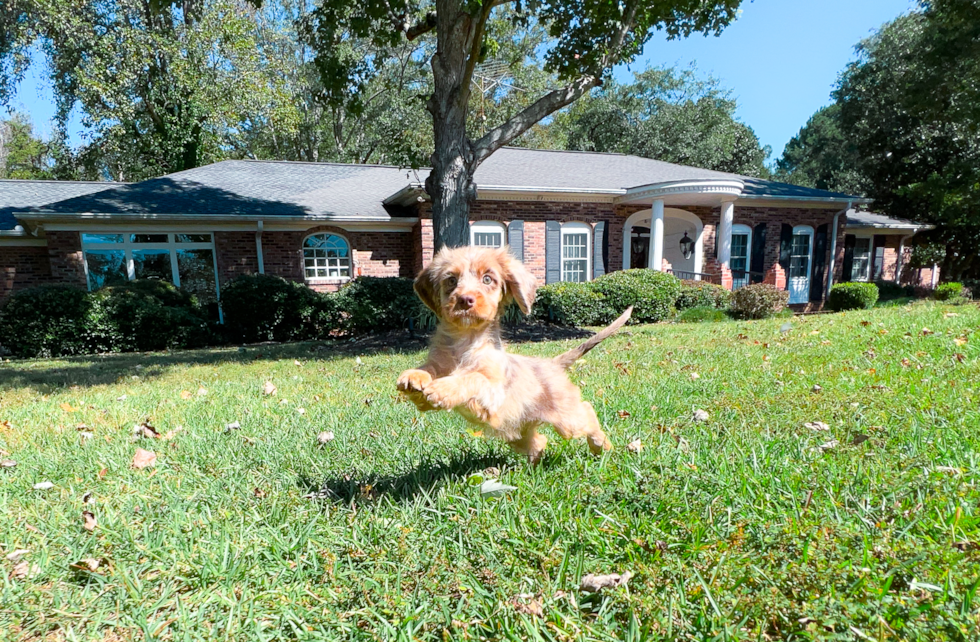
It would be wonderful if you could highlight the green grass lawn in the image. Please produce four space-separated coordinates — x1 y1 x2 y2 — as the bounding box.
1 301 978 641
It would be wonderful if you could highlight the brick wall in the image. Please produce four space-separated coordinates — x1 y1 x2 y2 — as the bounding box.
0 245 52 299
214 226 415 293
46 231 87 288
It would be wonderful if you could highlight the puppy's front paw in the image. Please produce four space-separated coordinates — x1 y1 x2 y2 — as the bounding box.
397 369 432 393
422 378 467 410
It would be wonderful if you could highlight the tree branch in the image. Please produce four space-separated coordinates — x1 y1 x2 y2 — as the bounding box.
460 1 495 102
472 75 600 165
404 11 438 40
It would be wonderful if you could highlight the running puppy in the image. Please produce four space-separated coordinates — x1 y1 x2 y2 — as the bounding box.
397 246 632 464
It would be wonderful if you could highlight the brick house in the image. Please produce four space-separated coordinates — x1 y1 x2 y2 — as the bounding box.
1 148 935 309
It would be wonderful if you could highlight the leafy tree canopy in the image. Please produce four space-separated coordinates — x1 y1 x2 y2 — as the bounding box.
0 111 57 179
545 66 771 177
775 104 867 195
835 0 980 280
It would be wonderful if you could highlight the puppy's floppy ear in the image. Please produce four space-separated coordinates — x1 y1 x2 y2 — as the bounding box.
500 250 537 315
414 261 441 315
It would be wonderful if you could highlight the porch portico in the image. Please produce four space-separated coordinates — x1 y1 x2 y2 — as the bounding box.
618 179 743 287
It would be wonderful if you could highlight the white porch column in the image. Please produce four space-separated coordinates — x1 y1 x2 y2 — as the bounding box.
718 198 735 268
648 199 665 271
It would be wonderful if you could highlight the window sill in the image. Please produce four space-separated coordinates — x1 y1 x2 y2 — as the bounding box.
305 277 351 284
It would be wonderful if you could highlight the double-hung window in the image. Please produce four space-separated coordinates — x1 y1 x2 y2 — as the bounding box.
851 237 872 281
303 233 352 280
561 222 591 283
470 221 506 248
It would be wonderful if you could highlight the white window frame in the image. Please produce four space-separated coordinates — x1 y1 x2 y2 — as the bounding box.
80 232 219 295
730 224 752 289
560 222 592 283
850 235 873 282
470 220 507 248
303 232 353 283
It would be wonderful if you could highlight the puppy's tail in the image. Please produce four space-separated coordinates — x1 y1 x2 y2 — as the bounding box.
553 306 633 370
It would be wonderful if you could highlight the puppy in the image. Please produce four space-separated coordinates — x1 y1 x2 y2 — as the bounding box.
397 246 632 464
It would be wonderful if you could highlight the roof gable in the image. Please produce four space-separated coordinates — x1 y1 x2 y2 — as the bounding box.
1 179 126 230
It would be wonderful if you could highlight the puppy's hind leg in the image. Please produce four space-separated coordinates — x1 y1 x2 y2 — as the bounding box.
547 401 612 456
508 425 548 466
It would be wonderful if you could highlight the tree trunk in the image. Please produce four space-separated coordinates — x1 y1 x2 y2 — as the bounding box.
425 2 477 251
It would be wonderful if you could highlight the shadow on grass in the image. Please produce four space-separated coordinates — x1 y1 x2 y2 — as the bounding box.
297 449 513 505
0 323 594 392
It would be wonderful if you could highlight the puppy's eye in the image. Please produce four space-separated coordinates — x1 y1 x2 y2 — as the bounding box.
446 276 457 288
482 275 494 286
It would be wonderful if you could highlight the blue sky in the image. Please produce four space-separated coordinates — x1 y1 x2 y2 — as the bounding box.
620 0 916 158
5 0 915 163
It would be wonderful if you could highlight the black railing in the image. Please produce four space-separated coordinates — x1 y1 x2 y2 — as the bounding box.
666 269 766 289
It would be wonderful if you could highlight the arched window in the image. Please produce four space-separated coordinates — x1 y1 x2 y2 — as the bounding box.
561 222 591 282
470 220 506 248
303 233 351 280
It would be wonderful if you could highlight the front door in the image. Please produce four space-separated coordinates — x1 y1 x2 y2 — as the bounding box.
630 226 650 269
788 227 813 304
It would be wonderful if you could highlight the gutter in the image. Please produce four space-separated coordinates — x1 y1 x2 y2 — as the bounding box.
826 201 854 299
255 220 265 274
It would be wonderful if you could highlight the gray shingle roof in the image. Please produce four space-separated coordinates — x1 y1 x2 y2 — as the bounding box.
22 160 418 219
846 210 924 230
15 148 867 225
1 179 126 230
474 147 861 201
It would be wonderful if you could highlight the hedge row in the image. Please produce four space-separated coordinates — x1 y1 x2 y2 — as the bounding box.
0 275 425 358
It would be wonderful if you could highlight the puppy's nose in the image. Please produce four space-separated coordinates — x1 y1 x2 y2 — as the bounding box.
458 294 476 309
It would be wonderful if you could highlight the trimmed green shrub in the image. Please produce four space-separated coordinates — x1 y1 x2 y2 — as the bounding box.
87 280 211 352
828 282 879 311
934 282 964 301
221 274 324 343
333 277 422 334
591 269 681 324
677 306 729 323
675 280 732 311
730 284 789 319
534 282 611 327
0 285 92 358
875 280 915 300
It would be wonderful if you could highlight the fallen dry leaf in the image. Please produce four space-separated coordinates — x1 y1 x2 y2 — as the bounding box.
901 358 911 367
69 558 102 573
12 561 40 580
954 337 968 347
81 491 93 504
82 510 97 532
860 321 871 327
510 597 544 618
224 421 241 432
197 387 208 396
616 410 631 419
1 459 17 468
580 571 632 592
954 353 965 363
317 431 335 444
253 487 266 498
811 385 823 393
98 467 107 479
180 390 193 400
922 327 934 336
851 434 870 446
294 360 302 367
133 422 160 440
79 431 94 441
5 550 29 563
59 403 77 413
692 409 709 423
673 435 690 452
131 448 157 469
935 466 962 476
626 438 643 453
297 408 306 415
262 381 277 396
805 421 830 432
952 541 978 552
33 481 54 490
945 312 960 318
690 372 700 380
116 395 127 401
817 439 840 452
163 426 183 440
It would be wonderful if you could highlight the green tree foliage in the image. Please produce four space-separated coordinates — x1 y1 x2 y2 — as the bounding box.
305 0 745 249
0 112 56 179
775 104 867 195
544 66 770 177
835 0 980 280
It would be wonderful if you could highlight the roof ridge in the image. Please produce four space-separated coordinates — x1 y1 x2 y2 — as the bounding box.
0 178 129 185
498 146 628 158
228 158 419 171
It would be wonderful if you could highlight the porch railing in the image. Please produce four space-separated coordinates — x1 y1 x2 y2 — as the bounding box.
667 269 766 290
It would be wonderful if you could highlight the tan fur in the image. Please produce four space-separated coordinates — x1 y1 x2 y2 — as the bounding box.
397 246 632 464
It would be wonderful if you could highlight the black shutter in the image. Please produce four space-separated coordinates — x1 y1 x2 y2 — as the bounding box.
508 220 524 262
593 221 607 279
810 223 829 302
750 223 767 283
778 223 794 271
545 221 561 284
842 235 856 283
